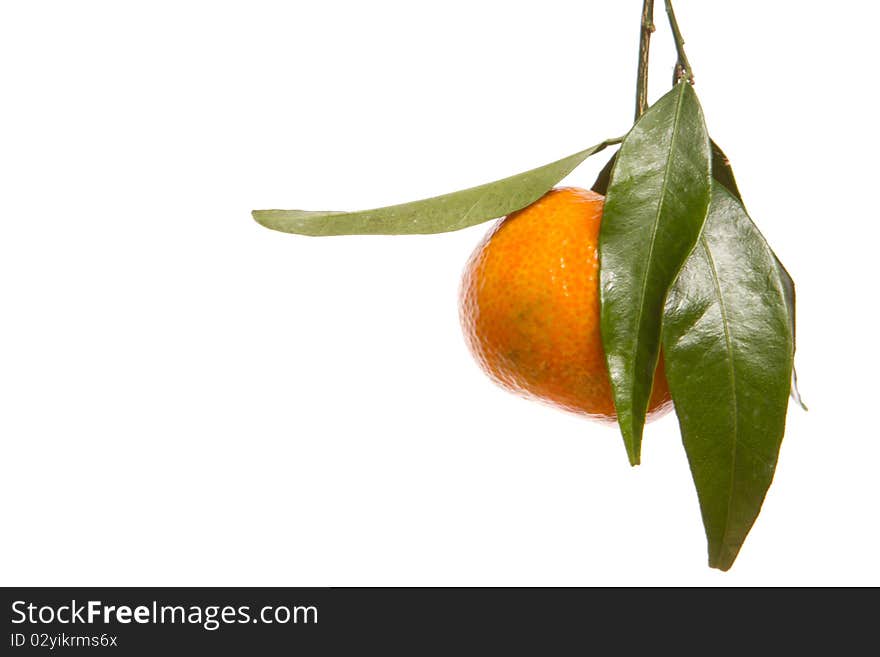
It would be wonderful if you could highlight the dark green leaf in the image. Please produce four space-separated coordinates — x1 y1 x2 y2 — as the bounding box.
773 257 806 409
595 140 737 203
595 140 738 203
599 82 711 465
252 139 617 236
710 141 806 409
710 139 742 201
662 184 793 571
591 152 617 196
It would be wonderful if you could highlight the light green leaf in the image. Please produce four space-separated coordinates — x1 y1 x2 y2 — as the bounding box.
252 139 618 236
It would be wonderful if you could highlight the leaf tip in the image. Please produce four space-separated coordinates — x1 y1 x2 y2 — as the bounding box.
252 209 271 228
617 411 644 466
626 445 641 467
708 542 742 572
621 427 642 466
252 209 295 235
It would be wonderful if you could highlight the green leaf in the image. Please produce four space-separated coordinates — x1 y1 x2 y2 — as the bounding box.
662 184 793 571
591 152 617 196
710 139 742 202
251 139 617 236
710 141 806 410
599 82 711 465
774 258 807 410
596 139 739 202
593 139 740 204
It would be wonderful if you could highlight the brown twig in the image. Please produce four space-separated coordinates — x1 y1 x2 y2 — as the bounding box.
635 0 655 121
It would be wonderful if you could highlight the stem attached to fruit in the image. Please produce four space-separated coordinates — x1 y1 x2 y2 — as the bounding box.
635 0 655 121
664 0 694 84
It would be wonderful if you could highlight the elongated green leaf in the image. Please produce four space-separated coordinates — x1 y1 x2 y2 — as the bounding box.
252 139 617 236
599 82 711 465
711 141 806 409
662 185 793 571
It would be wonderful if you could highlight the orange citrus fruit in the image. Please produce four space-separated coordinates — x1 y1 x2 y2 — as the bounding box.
460 187 672 422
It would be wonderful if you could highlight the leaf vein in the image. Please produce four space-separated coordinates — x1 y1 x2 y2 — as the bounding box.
627 83 688 437
699 234 740 560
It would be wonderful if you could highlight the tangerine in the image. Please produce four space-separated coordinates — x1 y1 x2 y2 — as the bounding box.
460 187 672 422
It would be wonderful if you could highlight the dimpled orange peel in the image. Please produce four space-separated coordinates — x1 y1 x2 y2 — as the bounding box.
459 187 672 422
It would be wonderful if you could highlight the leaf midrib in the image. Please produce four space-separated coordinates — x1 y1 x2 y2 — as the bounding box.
626 83 688 441
699 234 740 565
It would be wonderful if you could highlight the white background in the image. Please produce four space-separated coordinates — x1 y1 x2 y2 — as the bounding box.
2 1 878 586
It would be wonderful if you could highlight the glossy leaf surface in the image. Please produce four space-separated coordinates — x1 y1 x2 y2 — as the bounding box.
595 139 739 203
663 185 793 571
599 82 711 464
596 139 739 199
252 140 616 236
710 141 805 409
